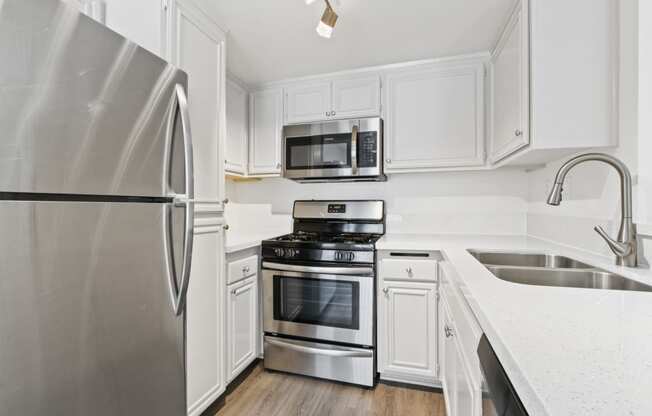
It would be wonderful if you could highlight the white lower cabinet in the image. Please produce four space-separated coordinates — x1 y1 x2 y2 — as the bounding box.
377 252 440 387
379 281 438 383
441 300 478 416
186 224 225 416
439 262 483 416
226 276 258 382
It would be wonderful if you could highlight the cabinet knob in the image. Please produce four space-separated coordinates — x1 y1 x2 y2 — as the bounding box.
325 111 330 117
382 287 389 295
231 288 237 295
223 224 230 231
331 111 336 116
514 129 523 137
406 267 413 276
385 159 391 164
222 198 229 204
276 162 282 169
242 266 250 274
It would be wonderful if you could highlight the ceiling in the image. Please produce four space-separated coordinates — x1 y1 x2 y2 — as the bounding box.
214 0 516 86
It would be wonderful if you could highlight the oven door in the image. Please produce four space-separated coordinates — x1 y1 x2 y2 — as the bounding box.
262 264 374 347
283 118 381 180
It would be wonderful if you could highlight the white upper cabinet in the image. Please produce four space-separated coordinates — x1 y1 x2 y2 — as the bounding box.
331 76 381 119
225 78 248 175
284 76 381 124
383 59 486 172
249 88 283 175
284 81 332 124
167 0 225 202
489 1 529 163
490 0 617 165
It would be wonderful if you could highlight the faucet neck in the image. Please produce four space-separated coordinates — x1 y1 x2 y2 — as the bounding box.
553 153 633 219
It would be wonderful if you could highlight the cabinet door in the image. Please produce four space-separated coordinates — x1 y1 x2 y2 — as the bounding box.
225 78 248 175
384 62 485 172
453 338 477 416
331 76 381 119
227 276 258 382
186 225 225 416
284 81 332 124
249 89 283 175
489 1 530 163
379 281 438 381
167 0 226 202
441 301 457 416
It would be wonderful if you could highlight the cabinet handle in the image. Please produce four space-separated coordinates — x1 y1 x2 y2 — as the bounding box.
276 162 282 169
231 288 237 295
515 129 523 137
325 111 330 117
444 325 454 338
242 266 250 274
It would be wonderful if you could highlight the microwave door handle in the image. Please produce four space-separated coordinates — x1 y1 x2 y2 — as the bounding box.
351 124 358 175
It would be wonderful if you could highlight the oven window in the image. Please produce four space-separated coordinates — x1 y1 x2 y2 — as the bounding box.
286 134 352 170
273 276 359 330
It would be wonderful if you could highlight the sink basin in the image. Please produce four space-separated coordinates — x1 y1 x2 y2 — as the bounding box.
486 266 652 292
469 251 592 269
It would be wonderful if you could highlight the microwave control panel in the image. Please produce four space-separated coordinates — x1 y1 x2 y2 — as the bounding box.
357 132 378 168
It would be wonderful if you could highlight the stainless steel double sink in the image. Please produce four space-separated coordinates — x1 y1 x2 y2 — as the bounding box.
469 251 652 292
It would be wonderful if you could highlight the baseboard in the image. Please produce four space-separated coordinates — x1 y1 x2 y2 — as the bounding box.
379 377 443 393
379 372 442 389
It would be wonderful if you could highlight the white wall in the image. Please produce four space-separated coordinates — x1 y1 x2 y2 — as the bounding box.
227 169 529 235
526 0 652 263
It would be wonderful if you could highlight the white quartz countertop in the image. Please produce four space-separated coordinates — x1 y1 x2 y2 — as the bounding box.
225 230 286 254
377 234 652 416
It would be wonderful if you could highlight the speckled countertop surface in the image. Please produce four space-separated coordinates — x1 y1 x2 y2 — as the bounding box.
377 234 652 416
225 230 287 254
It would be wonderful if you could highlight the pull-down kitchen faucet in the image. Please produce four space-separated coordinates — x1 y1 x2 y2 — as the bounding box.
546 153 638 267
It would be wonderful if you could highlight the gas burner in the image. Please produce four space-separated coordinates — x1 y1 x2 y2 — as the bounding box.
275 231 319 242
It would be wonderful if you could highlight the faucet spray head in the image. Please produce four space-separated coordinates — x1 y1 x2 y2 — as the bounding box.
547 183 563 206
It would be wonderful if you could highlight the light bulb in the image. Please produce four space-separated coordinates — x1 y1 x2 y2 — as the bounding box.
316 21 333 38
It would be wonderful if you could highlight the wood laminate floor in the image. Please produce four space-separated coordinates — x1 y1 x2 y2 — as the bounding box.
213 364 446 416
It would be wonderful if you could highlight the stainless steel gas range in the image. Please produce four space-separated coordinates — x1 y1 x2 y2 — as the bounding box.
261 200 385 387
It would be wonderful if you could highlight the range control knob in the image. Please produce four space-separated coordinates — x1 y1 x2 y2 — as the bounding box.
347 252 355 261
274 248 285 257
285 248 297 258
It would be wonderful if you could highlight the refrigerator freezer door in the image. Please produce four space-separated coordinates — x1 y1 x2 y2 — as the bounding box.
0 0 189 198
0 201 186 416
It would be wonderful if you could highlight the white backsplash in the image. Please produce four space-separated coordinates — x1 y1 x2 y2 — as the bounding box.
226 170 529 236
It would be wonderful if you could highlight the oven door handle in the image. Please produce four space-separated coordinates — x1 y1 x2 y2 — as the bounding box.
266 338 373 358
262 261 373 275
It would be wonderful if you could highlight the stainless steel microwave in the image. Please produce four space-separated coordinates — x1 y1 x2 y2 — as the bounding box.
282 117 385 182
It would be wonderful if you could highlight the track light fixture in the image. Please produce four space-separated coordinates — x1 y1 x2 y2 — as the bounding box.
316 0 338 38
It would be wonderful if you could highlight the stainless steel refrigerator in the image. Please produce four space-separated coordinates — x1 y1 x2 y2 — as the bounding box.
0 0 194 414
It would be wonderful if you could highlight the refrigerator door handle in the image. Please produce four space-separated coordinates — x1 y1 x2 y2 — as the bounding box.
163 83 195 316
163 200 194 316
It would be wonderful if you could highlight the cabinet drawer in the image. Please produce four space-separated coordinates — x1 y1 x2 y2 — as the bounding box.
227 255 258 285
439 262 482 382
380 258 438 281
